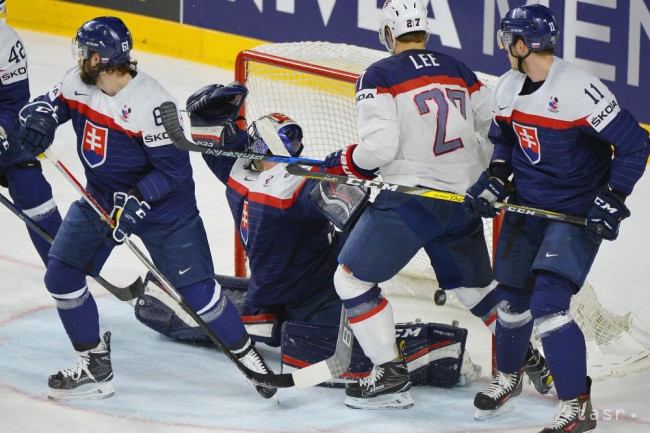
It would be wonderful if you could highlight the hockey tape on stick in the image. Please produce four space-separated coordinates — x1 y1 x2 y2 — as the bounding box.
160 101 322 165
285 164 587 226
0 191 143 301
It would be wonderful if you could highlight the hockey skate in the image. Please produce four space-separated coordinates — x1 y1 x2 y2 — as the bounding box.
474 369 523 420
525 345 554 395
236 344 279 401
48 331 114 401
344 352 414 410
540 378 596 433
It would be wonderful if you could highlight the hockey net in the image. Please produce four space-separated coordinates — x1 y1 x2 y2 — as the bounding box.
234 41 650 380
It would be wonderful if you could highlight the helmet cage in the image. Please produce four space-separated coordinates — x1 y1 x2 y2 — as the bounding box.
247 113 303 157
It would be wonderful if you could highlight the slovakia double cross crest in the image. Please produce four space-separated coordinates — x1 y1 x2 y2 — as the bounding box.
82 120 108 167
513 121 541 164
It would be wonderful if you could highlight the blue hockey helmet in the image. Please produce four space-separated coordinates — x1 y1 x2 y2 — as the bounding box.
247 113 303 157
72 16 133 68
498 4 559 51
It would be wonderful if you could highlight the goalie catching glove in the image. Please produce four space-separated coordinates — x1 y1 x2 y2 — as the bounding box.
186 82 248 148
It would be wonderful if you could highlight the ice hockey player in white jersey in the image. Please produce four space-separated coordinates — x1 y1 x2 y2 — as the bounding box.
322 0 501 410
0 0 62 263
464 5 649 432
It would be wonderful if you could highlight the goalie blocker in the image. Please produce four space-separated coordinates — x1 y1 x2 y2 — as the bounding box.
282 321 479 388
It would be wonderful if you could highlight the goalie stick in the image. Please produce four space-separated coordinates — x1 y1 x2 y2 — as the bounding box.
42 149 354 390
284 164 588 226
0 191 144 301
160 101 586 226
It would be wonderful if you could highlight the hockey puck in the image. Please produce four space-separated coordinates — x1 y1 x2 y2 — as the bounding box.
434 289 446 306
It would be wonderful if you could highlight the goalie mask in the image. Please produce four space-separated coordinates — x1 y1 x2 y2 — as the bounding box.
379 0 430 54
247 113 304 157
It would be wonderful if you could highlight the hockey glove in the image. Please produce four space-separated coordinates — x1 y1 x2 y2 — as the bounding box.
323 144 377 180
18 101 59 156
585 189 630 242
187 82 248 148
111 190 150 244
463 170 508 218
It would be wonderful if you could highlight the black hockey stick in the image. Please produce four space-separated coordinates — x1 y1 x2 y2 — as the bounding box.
0 191 144 301
285 164 588 226
159 101 323 166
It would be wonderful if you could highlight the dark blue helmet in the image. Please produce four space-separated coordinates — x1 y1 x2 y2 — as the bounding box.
72 16 133 68
498 4 559 51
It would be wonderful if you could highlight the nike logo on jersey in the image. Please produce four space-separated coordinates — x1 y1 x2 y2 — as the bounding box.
178 267 192 275
75 90 89 96
244 176 255 182
545 252 559 258
499 106 509 111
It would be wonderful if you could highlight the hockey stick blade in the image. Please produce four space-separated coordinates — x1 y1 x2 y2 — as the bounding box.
159 101 322 166
0 192 144 301
285 164 587 226
292 307 354 389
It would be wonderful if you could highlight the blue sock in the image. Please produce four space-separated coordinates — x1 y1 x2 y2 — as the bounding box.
532 271 587 400
7 166 62 265
45 259 100 351
495 283 534 373
180 279 247 349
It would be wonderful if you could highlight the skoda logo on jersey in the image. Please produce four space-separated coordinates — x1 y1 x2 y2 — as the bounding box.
81 120 108 168
513 122 541 164
240 200 250 245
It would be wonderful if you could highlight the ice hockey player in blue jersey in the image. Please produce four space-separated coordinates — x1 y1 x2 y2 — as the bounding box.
182 83 365 334
464 5 650 432
321 0 506 410
17 16 276 401
0 0 61 264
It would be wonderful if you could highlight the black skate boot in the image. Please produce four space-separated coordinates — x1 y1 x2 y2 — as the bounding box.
474 369 523 420
344 349 413 410
235 343 278 401
525 345 554 395
540 377 596 433
48 331 114 400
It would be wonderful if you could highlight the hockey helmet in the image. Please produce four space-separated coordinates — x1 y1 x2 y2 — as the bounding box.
72 16 133 68
498 4 559 52
379 0 430 54
247 113 303 157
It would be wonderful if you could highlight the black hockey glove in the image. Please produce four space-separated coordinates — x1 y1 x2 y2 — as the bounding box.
111 190 150 244
0 134 7 159
18 101 59 156
464 172 509 219
585 189 630 242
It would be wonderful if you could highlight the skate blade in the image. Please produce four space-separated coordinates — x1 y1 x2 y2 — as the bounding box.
48 382 115 401
344 391 414 410
474 402 514 421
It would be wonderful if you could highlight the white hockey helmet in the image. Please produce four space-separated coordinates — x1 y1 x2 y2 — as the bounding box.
378 0 430 54
1 0 7 26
